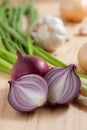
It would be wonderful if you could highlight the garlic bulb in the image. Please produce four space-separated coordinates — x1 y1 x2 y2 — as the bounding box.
60 0 87 22
31 15 67 51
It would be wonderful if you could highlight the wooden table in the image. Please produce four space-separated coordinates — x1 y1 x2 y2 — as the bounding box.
0 2 87 130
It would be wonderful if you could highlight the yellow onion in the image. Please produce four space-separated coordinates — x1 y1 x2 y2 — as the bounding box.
78 43 87 72
60 0 87 22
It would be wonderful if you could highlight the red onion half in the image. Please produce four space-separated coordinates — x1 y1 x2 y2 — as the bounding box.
11 51 49 80
45 64 81 105
8 74 48 112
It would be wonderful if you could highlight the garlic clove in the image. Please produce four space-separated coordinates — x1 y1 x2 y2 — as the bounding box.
79 27 87 36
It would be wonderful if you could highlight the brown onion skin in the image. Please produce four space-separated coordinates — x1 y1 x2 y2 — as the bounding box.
11 51 49 80
60 0 87 22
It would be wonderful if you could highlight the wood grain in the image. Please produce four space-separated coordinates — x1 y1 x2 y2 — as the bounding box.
12 0 61 3
0 2 87 130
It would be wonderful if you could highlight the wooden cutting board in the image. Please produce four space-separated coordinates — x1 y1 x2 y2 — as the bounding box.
0 2 87 130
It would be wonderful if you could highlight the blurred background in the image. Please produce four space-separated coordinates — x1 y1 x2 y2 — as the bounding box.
29 0 60 1
8 0 61 3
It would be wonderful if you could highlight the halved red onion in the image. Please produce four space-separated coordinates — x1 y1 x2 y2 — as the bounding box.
45 64 81 105
8 74 48 112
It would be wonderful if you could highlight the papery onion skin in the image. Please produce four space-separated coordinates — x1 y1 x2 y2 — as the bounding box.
11 50 49 80
45 64 81 105
60 0 87 22
8 74 48 112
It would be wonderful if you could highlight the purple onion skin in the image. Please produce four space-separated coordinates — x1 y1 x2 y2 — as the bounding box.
45 64 81 106
11 50 49 80
8 74 48 112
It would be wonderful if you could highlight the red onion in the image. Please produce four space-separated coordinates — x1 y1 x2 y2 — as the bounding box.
45 64 81 105
11 51 49 80
8 74 48 112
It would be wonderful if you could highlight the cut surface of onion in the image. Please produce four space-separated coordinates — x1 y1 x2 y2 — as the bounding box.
45 64 81 105
8 74 48 112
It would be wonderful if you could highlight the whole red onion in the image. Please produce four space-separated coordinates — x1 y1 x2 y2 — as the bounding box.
11 50 49 80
